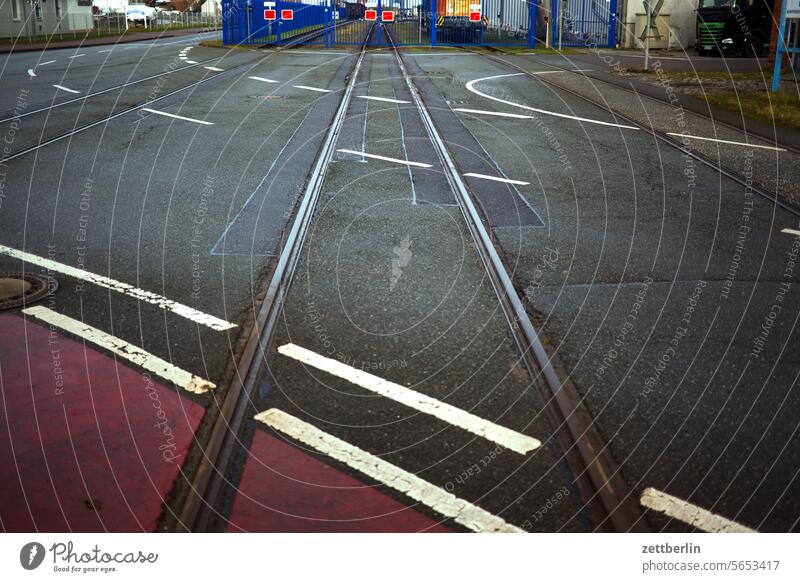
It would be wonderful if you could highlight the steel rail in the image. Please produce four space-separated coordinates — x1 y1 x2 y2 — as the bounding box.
176 22 377 532
387 28 648 532
470 49 800 219
0 25 342 163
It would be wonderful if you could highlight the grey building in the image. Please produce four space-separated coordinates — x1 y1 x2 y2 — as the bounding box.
1 0 94 40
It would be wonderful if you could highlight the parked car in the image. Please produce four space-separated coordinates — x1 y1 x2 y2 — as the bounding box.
127 4 157 23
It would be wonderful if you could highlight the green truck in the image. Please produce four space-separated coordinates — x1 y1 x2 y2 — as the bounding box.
696 0 772 57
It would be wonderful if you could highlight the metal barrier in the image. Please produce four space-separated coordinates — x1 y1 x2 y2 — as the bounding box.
550 0 616 48
222 0 330 45
222 0 617 48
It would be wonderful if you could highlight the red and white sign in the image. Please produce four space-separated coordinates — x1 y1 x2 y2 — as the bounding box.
263 9 276 20
381 10 394 21
281 9 293 20
469 11 481 22
365 9 377 20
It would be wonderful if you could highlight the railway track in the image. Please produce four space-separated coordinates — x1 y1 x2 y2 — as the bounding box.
170 22 649 532
0 25 341 163
175 22 379 533
469 48 800 219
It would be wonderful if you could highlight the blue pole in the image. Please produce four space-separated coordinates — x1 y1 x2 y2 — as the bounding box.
529 0 536 48
608 0 616 48
431 0 437 46
772 0 789 92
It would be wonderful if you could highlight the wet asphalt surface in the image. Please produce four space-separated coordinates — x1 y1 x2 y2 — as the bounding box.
1 31 798 532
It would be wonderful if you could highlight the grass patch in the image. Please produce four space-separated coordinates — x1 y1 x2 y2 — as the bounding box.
625 68 769 82
696 89 800 129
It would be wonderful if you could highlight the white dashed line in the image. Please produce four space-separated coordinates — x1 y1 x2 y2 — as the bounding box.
52 84 80 94
278 343 540 454
39 59 56 65
141 108 213 125
27 69 36 78
453 108 533 120
23 306 215 394
357 95 410 104
249 76 279 83
466 73 639 130
294 84 332 93
464 172 530 186
255 408 523 532
0 244 235 331
640 488 756 533
204 66 224 72
666 132 786 152
336 149 432 168
185 60 198 64
68 54 86 59
781 228 800 236
98 49 113 53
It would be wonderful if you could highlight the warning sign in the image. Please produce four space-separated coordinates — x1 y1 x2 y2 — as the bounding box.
365 9 377 20
281 9 293 20
381 10 394 22
264 9 276 20
469 11 481 22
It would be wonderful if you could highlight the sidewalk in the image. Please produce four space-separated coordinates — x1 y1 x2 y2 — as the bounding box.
0 26 219 54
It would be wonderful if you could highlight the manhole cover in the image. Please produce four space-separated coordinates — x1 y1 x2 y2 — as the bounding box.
0 273 58 311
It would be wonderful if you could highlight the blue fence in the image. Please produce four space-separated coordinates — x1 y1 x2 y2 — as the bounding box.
222 0 331 46
222 0 617 49
550 0 616 48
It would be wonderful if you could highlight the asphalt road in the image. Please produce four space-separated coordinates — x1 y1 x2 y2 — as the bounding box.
0 30 798 533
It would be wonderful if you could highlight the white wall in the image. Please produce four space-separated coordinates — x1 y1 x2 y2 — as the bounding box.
0 1 93 39
622 0 699 49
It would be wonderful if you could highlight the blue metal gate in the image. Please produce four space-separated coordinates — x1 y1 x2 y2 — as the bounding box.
550 0 616 48
222 0 616 48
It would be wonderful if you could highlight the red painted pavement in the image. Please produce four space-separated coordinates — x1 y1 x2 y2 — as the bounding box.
227 430 451 532
0 313 205 532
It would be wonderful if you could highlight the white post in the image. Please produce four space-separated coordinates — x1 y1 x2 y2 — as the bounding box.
557 0 562 50
643 0 650 71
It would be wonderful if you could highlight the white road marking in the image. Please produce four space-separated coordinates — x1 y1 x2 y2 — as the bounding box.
336 149 432 168
98 49 113 53
466 73 639 130
453 107 533 120
141 107 213 125
39 59 56 65
640 488 755 533
278 343 540 454
294 84 332 93
0 244 235 331
464 172 530 186
185 60 198 64
23 306 215 394
204 66 224 72
255 408 523 532
357 95 409 104
666 132 786 152
180 57 189 60
249 76 279 83
68 54 86 59
781 228 800 236
52 84 80 94
27 69 36 77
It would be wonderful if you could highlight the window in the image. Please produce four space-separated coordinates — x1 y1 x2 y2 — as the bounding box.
11 0 21 21
55 0 62 19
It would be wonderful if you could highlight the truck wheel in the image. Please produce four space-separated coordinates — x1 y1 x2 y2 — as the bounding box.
743 33 764 58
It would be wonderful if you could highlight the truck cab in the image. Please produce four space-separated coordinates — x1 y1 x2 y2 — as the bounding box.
696 0 772 57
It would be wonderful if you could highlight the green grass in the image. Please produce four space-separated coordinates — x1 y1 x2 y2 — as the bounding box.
626 68 769 82
696 89 800 129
